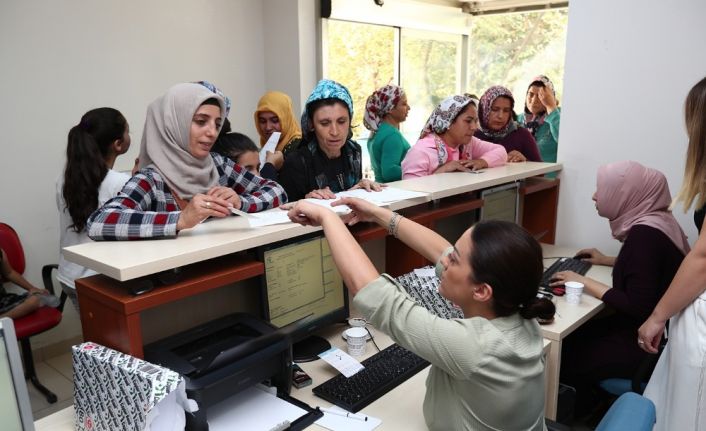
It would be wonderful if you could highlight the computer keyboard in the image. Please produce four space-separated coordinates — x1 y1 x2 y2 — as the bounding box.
397 267 464 319
540 257 592 289
312 343 430 412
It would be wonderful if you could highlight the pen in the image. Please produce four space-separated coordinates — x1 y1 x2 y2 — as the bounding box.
321 407 368 421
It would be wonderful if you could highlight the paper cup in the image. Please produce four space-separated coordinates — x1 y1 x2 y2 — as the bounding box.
565 281 584 304
344 327 368 357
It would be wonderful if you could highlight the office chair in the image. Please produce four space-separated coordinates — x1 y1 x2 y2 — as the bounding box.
0 222 65 403
595 392 655 431
598 331 667 397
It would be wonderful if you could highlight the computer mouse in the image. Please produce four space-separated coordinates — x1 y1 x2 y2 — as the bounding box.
573 253 591 260
551 286 566 296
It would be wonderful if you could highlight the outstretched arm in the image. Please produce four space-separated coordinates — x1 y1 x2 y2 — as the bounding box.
335 197 451 263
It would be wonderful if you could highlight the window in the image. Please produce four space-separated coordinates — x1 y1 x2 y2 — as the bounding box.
323 7 568 177
400 29 463 140
324 20 396 140
467 9 568 103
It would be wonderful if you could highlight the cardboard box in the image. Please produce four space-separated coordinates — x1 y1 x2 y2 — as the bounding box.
73 342 193 431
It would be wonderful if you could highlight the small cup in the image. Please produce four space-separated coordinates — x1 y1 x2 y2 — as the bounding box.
564 281 584 304
344 327 368 357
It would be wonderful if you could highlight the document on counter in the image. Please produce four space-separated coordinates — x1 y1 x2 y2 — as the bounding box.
316 405 382 431
230 186 428 228
207 385 306 431
230 207 291 227
337 187 428 204
318 347 364 378
259 131 281 168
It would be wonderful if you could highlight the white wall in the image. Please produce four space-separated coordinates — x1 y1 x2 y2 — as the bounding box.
10 0 705 350
0 0 301 348
557 0 706 254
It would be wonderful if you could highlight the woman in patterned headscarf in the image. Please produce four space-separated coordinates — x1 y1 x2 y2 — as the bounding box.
364 85 410 182
518 75 561 163
401 94 506 179
475 86 541 163
278 79 382 201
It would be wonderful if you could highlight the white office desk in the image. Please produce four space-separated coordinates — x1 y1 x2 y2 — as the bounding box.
63 162 561 281
540 244 610 420
35 327 551 431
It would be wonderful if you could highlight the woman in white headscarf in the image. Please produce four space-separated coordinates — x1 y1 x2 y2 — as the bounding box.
401 94 506 179
87 82 287 240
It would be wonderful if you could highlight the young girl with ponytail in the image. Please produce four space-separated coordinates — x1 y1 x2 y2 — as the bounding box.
55 108 132 310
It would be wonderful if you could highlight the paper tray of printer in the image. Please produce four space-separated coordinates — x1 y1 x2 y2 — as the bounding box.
207 384 322 431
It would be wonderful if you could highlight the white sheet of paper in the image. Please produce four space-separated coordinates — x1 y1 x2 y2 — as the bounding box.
315 405 382 431
302 198 356 214
207 385 306 431
227 186 425 229
259 131 281 168
230 207 291 227
337 187 428 204
318 347 364 378
413 267 436 278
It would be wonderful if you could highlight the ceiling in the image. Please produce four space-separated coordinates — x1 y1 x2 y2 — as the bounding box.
417 0 568 15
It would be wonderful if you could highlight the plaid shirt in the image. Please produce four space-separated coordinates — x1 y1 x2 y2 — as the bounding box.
87 153 287 240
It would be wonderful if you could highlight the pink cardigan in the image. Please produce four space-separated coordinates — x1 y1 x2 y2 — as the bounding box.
401 134 507 179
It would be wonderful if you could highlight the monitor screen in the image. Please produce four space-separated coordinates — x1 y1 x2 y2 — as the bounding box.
260 234 348 362
479 182 520 223
0 317 35 431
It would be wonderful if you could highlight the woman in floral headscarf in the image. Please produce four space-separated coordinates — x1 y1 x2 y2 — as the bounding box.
401 95 506 179
278 79 382 201
475 86 541 163
518 75 561 163
364 85 410 182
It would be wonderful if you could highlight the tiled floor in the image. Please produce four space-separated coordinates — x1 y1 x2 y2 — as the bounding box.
27 352 74 420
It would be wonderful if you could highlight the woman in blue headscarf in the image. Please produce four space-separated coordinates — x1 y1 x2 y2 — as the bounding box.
279 79 382 201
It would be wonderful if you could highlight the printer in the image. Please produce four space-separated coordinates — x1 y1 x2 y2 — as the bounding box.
144 313 319 431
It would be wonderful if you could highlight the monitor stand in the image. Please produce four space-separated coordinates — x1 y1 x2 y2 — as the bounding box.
293 335 331 363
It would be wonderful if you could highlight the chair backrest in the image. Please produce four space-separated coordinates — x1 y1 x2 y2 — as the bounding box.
595 392 655 431
0 223 26 278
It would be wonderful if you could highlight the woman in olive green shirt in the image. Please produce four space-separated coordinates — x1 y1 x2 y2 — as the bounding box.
287 198 554 430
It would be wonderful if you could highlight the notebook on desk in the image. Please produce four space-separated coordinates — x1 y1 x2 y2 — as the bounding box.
0 317 35 431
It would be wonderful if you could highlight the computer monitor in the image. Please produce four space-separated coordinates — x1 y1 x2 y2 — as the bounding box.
478 182 520 223
259 233 348 362
0 317 35 431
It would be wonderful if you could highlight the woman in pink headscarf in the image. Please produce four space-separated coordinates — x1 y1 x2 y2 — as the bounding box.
548 161 689 416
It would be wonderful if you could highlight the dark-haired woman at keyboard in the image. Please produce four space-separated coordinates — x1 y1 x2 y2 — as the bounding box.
287 197 554 430
550 160 688 417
